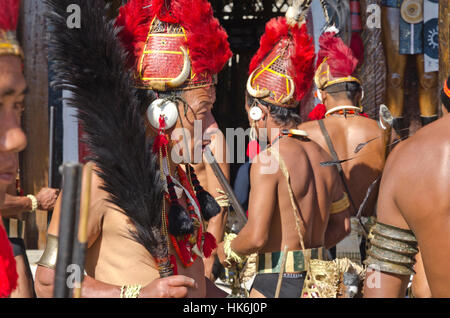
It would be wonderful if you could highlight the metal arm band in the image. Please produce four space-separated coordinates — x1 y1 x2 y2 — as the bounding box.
330 192 350 215
37 234 59 270
364 222 418 276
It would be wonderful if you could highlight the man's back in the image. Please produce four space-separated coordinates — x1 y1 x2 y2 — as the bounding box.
256 136 346 253
377 115 450 297
299 116 386 216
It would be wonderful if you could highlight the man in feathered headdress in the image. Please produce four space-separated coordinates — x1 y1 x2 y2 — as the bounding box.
217 1 351 298
364 76 450 298
115 0 232 282
0 0 28 298
36 0 230 298
299 30 387 262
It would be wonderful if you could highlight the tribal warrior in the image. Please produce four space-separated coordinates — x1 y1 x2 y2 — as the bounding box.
35 0 231 298
363 77 450 297
217 3 351 298
299 30 387 261
0 0 27 298
0 0 28 298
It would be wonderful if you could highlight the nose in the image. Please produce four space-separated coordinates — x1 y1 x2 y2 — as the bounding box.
0 110 27 153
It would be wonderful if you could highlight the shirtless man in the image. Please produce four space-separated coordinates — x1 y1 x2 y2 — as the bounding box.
363 77 450 297
299 31 386 219
217 7 351 298
0 0 28 298
35 0 231 298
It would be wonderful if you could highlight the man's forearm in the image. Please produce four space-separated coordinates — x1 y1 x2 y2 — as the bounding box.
36 265 123 298
80 275 123 298
0 194 32 218
230 224 266 256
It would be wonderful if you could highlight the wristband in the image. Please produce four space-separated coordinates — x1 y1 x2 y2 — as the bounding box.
26 194 38 212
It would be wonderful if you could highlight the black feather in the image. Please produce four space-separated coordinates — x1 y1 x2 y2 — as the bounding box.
45 0 167 261
168 204 194 236
196 191 221 221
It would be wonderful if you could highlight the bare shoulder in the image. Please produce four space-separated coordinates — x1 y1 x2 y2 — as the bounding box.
382 117 450 210
386 118 450 177
250 148 282 182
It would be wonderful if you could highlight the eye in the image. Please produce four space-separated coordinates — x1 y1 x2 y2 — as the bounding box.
14 102 25 113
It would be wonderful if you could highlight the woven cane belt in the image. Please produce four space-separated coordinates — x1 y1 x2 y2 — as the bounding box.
257 248 328 274
382 0 400 8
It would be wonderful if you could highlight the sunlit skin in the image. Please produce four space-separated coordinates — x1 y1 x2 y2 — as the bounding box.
0 55 28 299
217 97 351 298
298 89 386 218
35 86 227 298
364 112 450 297
0 56 27 205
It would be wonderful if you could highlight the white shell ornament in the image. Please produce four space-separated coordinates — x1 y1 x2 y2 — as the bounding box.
249 106 263 121
147 99 179 130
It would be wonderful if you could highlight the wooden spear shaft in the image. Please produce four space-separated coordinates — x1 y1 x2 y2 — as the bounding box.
54 163 83 298
73 162 93 298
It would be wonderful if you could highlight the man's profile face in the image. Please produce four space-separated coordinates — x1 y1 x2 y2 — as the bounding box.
172 85 217 161
0 55 27 204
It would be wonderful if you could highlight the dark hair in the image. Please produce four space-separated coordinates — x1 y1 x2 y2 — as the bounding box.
324 81 361 102
441 77 450 112
246 93 302 127
137 89 182 114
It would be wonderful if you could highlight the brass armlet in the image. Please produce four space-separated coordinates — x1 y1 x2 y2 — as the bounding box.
330 192 350 215
37 234 59 270
364 222 418 276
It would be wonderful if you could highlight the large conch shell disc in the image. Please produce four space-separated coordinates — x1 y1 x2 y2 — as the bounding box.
401 0 423 24
149 46 191 91
147 99 179 130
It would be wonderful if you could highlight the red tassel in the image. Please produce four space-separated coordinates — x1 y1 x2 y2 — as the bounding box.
360 112 369 118
202 232 217 259
308 104 327 121
153 134 169 155
0 225 17 298
169 255 178 275
246 140 261 160
177 239 192 264
153 116 169 155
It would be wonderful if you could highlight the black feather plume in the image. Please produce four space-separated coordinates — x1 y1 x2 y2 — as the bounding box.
45 0 168 262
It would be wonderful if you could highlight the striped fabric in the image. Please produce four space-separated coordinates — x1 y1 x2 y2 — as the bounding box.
256 248 328 274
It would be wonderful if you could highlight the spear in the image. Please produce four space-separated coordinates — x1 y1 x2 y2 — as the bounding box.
203 146 247 228
53 163 82 298
72 162 93 298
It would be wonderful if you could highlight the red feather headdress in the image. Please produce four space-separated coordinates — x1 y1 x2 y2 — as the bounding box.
247 14 315 108
116 0 232 91
314 31 360 90
0 0 23 59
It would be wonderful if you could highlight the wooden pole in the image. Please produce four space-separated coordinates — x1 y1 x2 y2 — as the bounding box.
73 163 93 298
439 1 449 99
54 163 83 298
18 0 50 250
